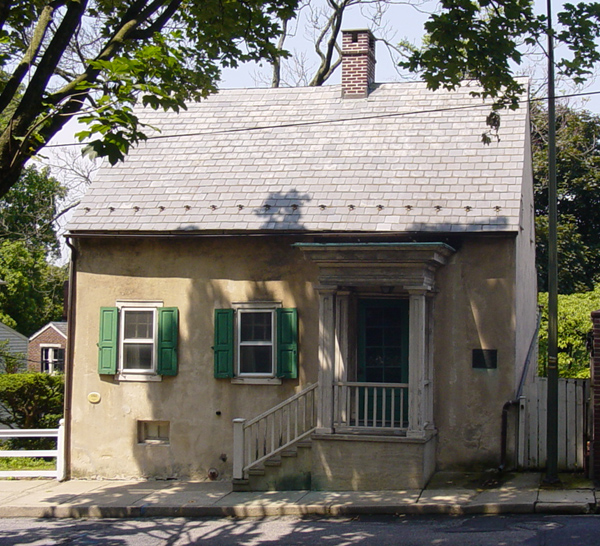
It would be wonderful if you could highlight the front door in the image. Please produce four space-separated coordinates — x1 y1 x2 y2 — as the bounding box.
357 299 409 427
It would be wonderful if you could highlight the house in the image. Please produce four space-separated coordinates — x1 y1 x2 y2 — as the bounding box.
0 321 27 372
27 322 68 374
65 29 537 489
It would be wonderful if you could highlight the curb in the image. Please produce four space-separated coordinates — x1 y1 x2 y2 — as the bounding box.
0 501 597 519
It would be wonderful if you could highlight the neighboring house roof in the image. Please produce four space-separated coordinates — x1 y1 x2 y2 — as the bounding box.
29 321 68 342
0 322 28 355
68 80 529 235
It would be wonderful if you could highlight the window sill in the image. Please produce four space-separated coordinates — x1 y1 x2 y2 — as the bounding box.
116 373 162 382
231 377 282 385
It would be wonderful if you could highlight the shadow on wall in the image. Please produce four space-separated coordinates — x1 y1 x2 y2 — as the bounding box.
117 236 318 481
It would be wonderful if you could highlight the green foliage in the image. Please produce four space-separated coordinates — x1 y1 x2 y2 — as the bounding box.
0 340 25 374
531 103 600 294
0 0 299 196
0 164 66 257
0 240 67 337
0 373 64 430
401 1 600 114
538 286 600 378
0 163 68 336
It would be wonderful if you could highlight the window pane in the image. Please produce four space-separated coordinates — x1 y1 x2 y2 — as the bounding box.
124 311 153 339
124 344 153 369
55 349 65 372
240 312 272 342
41 348 50 373
240 346 272 374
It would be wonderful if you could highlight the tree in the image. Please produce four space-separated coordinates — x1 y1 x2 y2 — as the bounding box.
401 1 600 113
0 164 67 257
531 102 600 294
0 164 67 336
0 240 66 336
0 0 298 199
538 286 600 378
264 0 418 88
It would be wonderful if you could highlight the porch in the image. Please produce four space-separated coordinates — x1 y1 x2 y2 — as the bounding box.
233 243 453 489
233 242 454 490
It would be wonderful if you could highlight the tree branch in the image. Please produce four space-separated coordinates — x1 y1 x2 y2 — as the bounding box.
0 4 56 114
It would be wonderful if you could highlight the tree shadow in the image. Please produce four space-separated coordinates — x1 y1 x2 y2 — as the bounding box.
253 190 311 230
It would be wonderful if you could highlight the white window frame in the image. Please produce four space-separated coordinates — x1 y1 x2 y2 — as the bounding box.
40 344 64 374
116 300 163 381
232 302 281 381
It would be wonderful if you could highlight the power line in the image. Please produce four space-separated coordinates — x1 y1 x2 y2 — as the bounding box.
45 88 600 149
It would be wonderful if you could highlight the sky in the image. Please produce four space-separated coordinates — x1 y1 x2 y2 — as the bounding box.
48 0 600 152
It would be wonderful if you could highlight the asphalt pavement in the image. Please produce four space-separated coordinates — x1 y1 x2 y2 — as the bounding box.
0 471 596 519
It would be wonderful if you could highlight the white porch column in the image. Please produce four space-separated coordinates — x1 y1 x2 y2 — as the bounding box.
407 289 427 438
316 285 336 434
334 291 351 426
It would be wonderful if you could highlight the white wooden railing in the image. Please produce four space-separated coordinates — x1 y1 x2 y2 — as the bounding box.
333 382 409 432
233 384 317 480
0 419 65 480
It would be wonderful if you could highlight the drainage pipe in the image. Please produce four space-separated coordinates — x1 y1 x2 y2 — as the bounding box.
499 309 542 471
63 237 78 480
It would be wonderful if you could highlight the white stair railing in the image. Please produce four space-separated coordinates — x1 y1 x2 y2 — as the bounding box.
233 383 317 480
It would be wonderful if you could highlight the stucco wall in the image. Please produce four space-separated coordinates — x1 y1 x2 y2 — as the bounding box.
433 237 517 470
514 119 539 389
70 233 524 479
70 236 320 479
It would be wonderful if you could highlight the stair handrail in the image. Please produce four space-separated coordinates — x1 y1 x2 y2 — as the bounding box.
233 383 318 480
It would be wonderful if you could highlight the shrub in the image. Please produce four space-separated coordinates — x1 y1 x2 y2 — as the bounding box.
0 373 64 449
538 285 600 378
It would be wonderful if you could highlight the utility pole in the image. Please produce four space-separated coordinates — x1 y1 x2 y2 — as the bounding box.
545 0 559 484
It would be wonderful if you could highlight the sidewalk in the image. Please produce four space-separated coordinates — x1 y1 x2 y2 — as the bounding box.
0 472 596 519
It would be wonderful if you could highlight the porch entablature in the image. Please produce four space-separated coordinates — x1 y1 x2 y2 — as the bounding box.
294 242 456 291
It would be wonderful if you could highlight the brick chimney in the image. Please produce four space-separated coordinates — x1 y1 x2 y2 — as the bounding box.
341 29 376 98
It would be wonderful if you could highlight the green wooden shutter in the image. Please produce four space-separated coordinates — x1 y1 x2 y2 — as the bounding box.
277 308 298 379
157 307 178 376
214 309 234 378
98 307 118 374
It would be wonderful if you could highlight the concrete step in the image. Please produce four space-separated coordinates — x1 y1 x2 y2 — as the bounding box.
264 457 282 467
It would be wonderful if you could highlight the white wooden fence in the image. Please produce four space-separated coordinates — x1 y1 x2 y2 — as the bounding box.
0 419 65 480
519 378 589 471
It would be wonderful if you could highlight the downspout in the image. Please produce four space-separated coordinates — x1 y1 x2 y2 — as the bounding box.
499 309 542 471
63 236 78 480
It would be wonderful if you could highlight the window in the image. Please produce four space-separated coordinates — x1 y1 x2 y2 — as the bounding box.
238 310 274 376
121 308 156 372
41 346 65 374
98 303 178 378
214 305 298 380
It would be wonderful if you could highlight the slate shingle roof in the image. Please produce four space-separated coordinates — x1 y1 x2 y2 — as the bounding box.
68 80 529 234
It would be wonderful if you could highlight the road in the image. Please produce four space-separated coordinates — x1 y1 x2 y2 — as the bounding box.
1 515 600 545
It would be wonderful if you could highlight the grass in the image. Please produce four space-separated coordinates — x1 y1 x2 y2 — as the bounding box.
0 456 56 471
